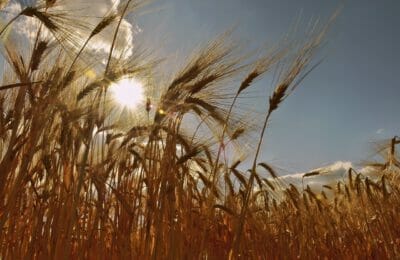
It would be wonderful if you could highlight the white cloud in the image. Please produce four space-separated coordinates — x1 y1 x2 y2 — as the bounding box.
275 161 353 191
376 128 385 134
2 0 140 60
53 0 141 59
263 160 393 199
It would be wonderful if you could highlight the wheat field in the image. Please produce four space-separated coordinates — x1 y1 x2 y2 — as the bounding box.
0 1 399 259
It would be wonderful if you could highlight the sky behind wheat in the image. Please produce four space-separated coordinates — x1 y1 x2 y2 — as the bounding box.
3 0 400 172
136 0 400 172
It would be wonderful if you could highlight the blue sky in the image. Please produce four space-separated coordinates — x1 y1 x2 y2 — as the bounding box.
136 0 400 172
2 0 399 173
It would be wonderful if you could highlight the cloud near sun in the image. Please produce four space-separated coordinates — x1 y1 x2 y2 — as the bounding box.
2 0 140 60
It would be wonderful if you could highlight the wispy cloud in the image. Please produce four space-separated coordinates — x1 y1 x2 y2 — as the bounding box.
376 128 385 134
266 161 388 197
2 0 140 60
277 161 353 191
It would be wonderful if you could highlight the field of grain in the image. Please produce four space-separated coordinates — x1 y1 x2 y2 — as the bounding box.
0 1 399 259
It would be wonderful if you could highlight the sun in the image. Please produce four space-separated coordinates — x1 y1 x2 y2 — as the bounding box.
110 78 145 109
